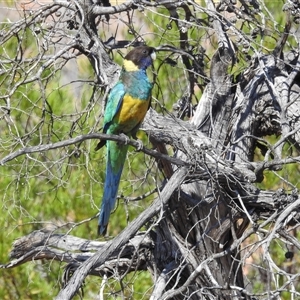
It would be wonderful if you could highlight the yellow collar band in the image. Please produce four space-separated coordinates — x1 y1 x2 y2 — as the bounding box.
123 59 139 72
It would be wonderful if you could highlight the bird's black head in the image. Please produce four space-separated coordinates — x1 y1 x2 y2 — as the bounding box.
123 46 156 71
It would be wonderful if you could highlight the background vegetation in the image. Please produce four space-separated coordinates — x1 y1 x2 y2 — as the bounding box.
1 0 300 299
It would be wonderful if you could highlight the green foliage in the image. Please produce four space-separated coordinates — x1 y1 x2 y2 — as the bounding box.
1 0 300 299
0 7 161 300
255 136 300 190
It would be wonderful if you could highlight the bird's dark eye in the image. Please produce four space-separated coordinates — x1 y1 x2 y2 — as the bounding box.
142 50 147 54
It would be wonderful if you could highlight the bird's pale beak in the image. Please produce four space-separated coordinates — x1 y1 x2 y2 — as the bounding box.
151 51 156 61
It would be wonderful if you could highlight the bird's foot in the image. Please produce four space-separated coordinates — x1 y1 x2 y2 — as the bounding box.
135 139 143 151
118 133 130 145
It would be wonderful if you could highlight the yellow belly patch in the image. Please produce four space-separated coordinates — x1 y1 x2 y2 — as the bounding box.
115 94 149 133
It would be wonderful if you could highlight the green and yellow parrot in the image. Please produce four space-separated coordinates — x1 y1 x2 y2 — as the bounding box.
96 46 156 235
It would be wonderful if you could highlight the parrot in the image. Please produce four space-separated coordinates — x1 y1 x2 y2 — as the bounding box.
96 46 156 235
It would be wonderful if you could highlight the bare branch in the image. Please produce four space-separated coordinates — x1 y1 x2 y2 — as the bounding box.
55 167 189 299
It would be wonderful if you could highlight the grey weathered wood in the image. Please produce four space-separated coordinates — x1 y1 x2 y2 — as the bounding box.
2 0 300 299
55 167 189 300
3 49 300 297
2 230 153 277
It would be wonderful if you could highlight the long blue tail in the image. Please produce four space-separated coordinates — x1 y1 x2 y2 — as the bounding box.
98 141 128 235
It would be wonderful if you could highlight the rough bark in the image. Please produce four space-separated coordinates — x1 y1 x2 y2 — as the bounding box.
2 0 300 300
